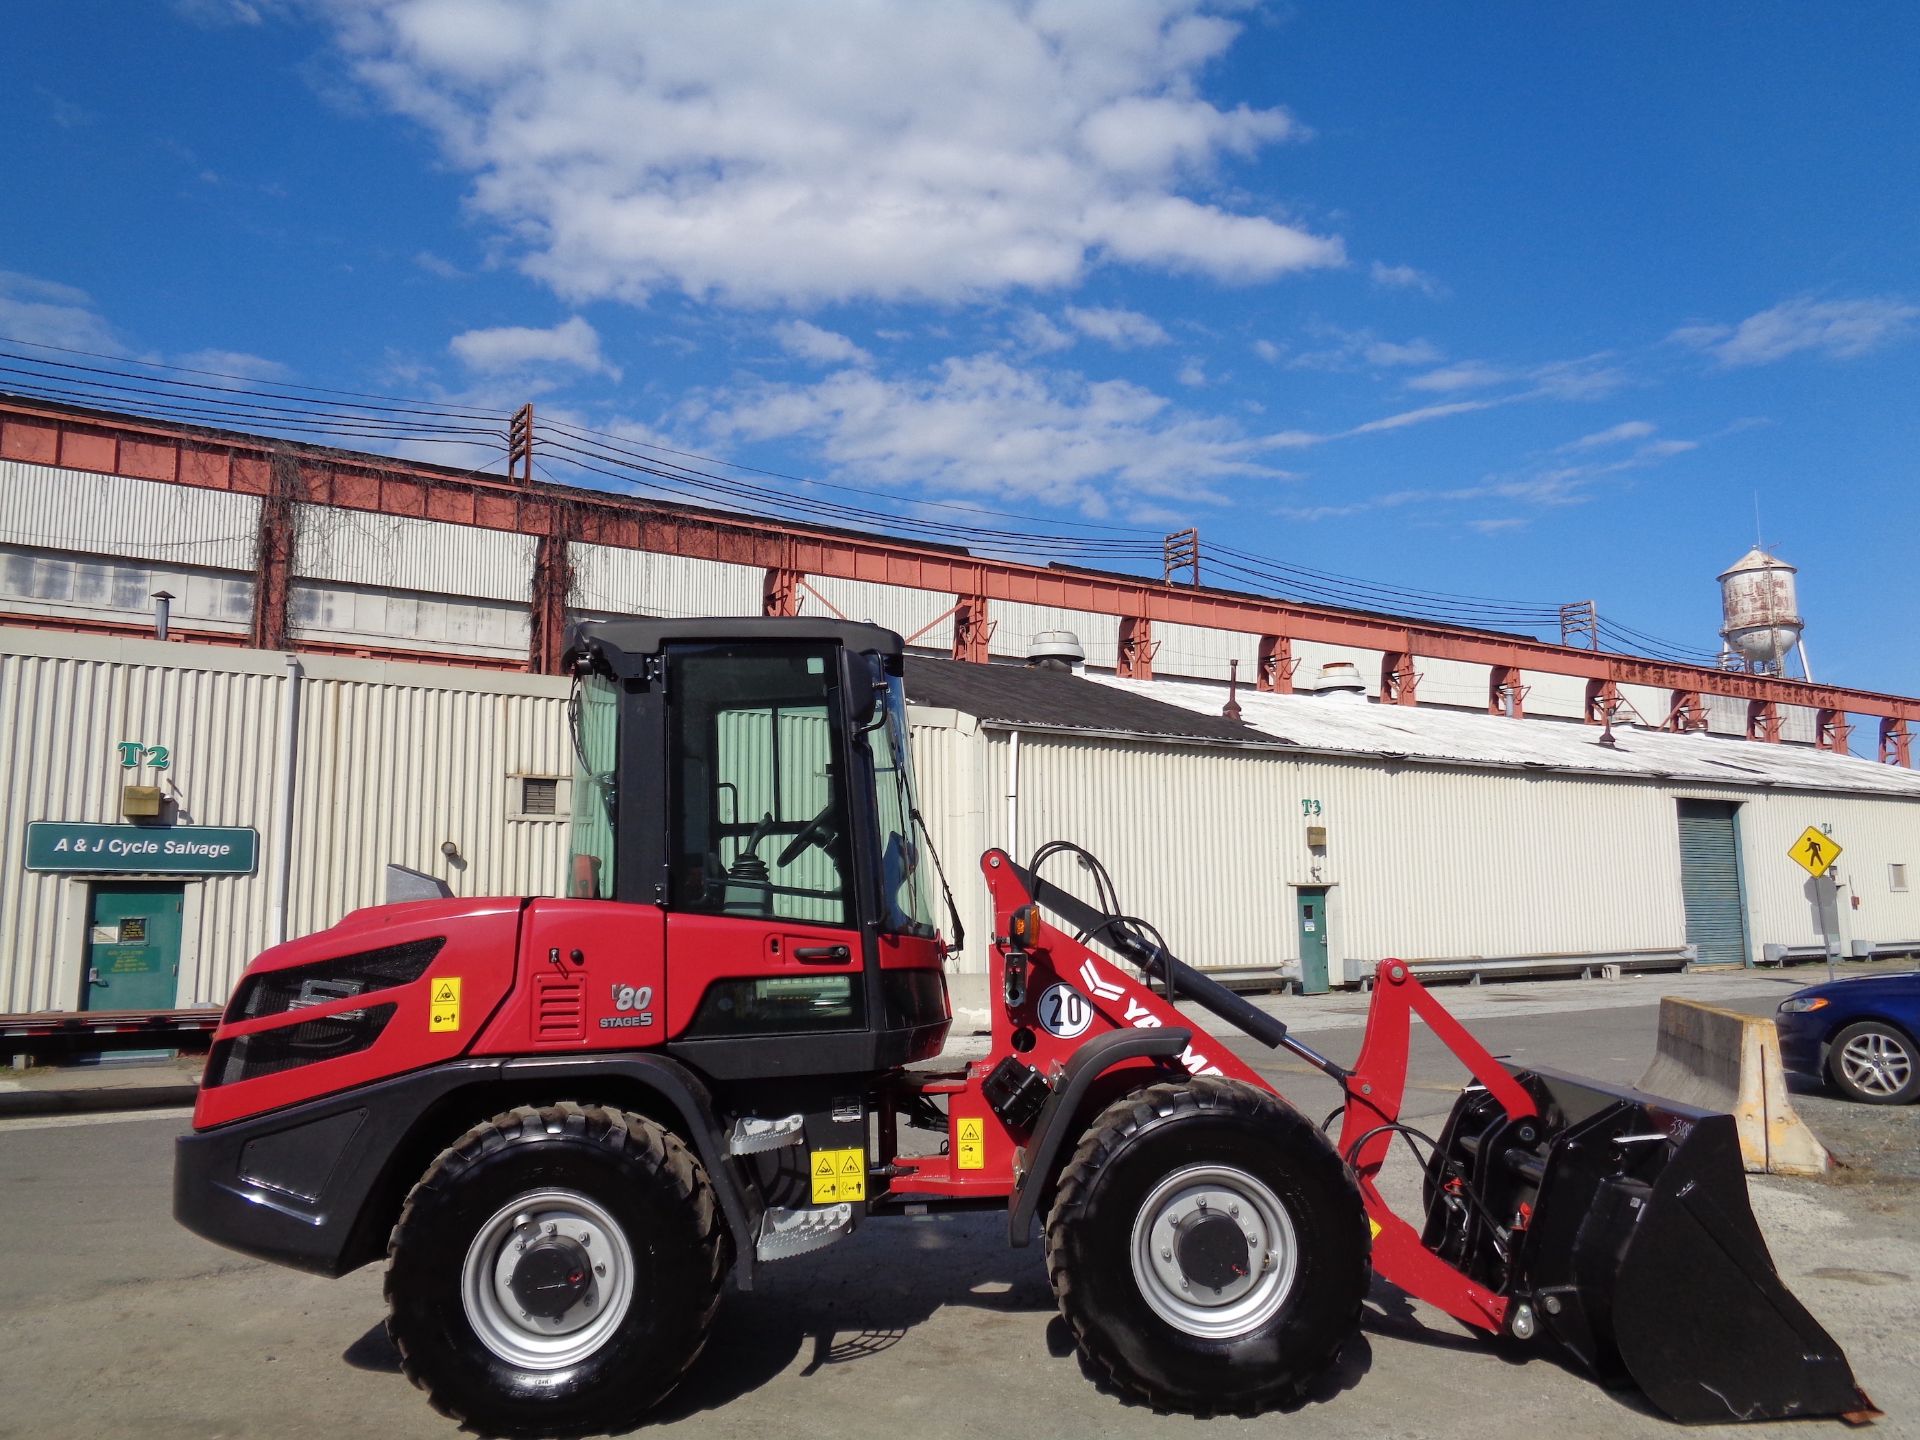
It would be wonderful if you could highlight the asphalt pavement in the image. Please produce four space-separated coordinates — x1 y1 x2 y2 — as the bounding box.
0 968 1915 1440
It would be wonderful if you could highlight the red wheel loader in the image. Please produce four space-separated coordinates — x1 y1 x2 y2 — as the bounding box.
175 618 1874 1434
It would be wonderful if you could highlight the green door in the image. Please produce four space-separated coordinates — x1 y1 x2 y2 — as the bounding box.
83 882 184 1011
1296 887 1330 995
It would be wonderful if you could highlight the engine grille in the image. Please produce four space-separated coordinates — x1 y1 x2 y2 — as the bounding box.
204 1002 397 1089
226 937 446 1022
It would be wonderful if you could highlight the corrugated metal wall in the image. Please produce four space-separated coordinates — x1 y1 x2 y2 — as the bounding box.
0 461 260 570
0 631 286 1011
803 576 955 649
293 505 534 603
289 659 571 939
572 544 762 618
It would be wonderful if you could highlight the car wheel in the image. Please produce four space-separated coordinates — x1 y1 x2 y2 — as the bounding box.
385 1102 726 1436
1826 1021 1920 1105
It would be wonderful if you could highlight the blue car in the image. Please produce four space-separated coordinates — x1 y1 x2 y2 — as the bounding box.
1776 970 1920 1104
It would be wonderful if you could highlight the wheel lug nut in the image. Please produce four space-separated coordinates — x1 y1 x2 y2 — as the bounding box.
595 1263 607 1277
1160 1247 1172 1260
545 1222 558 1236
579 1234 591 1247
1228 1203 1240 1218
1197 1197 1209 1211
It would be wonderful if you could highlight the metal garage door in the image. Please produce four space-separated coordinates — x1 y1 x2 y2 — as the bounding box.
1677 800 1749 967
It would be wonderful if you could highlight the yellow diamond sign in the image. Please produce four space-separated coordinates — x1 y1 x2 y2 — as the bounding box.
1788 827 1841 878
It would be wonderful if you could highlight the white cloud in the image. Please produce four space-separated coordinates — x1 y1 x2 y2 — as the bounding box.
1345 398 1501 436
1369 260 1441 296
1009 309 1076 353
322 1 1343 307
175 349 290 379
772 319 871 367
448 315 619 378
413 250 465 279
697 353 1300 516
1252 338 1282 363
1406 360 1510 392
1177 359 1208 387
0 270 123 352
1562 420 1655 451
1670 296 1920 367
1288 326 1441 372
1362 337 1442 368
1063 305 1171 349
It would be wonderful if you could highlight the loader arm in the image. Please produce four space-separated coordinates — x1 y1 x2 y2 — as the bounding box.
989 853 1530 1334
978 849 1873 1424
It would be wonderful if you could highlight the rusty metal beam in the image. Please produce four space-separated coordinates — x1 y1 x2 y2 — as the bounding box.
528 534 572 675
1117 615 1155 680
1883 718 1913 768
1747 698 1782 744
5 394 1919 725
1256 634 1296 694
1381 650 1419 706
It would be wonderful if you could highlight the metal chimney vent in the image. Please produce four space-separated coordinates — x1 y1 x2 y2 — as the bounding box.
1027 630 1085 672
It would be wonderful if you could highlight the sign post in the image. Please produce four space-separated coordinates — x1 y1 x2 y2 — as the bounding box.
1788 826 1845 982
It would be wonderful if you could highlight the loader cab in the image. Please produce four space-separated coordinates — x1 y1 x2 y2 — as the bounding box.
564 617 950 1074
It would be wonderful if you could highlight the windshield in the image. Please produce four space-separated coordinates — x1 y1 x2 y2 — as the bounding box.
868 671 936 938
567 673 619 897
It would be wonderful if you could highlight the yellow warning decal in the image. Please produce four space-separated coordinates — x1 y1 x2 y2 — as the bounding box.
429 977 461 1033
1368 1217 1383 1241
956 1116 985 1171
810 1147 866 1203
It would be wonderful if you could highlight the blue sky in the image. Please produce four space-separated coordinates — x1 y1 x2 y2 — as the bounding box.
5 2 1917 695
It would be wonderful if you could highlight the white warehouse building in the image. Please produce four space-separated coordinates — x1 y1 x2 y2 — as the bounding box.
3 624 1916 1030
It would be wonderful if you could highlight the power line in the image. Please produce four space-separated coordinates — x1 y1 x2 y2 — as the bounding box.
0 342 1726 662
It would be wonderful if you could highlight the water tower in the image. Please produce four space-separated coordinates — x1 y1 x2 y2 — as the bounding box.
1717 547 1808 677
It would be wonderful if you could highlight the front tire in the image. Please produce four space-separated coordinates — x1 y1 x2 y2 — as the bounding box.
1045 1078 1369 1415
1827 1020 1920 1104
385 1103 726 1437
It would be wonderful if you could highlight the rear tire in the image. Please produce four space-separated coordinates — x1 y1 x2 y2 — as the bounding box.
385 1103 725 1437
1045 1078 1369 1415
1826 1020 1920 1104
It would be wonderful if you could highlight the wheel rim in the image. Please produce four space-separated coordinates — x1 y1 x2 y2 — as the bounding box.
461 1189 637 1370
1129 1164 1299 1339
1839 1032 1912 1097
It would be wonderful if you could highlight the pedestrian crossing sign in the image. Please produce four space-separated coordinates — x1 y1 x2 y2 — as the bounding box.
1789 826 1841 878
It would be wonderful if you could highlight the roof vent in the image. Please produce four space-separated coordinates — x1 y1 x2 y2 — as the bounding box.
1027 630 1085 673
1306 661 1367 699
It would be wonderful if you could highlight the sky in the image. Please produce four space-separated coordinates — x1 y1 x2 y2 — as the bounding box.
4 2 1918 697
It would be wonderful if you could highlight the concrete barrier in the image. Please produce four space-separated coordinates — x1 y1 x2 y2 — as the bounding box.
1637 998 1829 1176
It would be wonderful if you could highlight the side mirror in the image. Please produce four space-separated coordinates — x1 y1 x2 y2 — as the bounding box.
850 650 889 730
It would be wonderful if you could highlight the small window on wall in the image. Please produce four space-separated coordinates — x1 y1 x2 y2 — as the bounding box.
508 775 569 821
1893 863 1910 894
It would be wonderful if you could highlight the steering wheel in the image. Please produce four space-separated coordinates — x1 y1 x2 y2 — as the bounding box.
777 804 840 867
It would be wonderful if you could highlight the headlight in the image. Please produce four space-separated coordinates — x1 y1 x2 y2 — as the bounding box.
1778 996 1829 1014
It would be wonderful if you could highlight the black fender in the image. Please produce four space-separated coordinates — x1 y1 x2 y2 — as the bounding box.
1008 1026 1191 1247
175 1052 766 1289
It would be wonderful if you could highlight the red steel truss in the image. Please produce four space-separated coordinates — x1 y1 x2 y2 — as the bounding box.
3 396 1915 759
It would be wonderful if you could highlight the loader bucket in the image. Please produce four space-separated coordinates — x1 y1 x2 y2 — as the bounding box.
1422 1065 1873 1424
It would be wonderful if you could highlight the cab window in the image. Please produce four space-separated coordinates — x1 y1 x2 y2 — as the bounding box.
667 643 852 927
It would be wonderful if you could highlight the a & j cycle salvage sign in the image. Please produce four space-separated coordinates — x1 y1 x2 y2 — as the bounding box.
25 822 259 875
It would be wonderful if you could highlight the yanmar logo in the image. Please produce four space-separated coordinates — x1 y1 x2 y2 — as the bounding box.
599 983 655 1030
1077 958 1224 1077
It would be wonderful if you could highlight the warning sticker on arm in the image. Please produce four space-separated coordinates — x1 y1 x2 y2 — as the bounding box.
429 977 461 1032
955 1116 985 1170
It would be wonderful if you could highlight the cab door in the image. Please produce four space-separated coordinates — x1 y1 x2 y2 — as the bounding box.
659 641 871 1058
